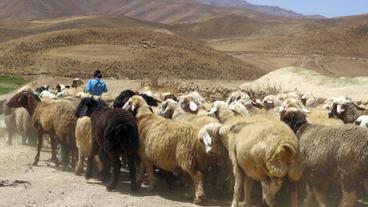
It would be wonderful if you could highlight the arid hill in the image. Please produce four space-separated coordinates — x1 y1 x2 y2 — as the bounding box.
0 16 163 43
0 28 264 80
0 0 288 24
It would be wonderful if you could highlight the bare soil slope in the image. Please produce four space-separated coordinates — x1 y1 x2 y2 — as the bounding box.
0 28 264 80
241 67 368 100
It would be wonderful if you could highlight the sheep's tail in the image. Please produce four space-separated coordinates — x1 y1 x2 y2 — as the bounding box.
266 143 300 179
104 123 139 152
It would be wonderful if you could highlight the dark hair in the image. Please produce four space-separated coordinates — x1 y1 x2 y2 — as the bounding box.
93 70 102 79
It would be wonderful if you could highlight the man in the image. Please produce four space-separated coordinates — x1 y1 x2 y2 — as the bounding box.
85 70 108 97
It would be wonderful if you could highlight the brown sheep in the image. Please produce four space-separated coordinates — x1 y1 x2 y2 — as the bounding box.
281 110 368 207
7 91 77 169
123 95 207 204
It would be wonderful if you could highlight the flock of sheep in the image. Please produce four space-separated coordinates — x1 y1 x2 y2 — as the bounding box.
1 81 368 207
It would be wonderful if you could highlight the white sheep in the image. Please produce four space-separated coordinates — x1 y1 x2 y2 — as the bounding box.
355 115 368 128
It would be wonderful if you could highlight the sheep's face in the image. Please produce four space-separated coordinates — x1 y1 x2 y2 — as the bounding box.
158 99 177 118
179 96 199 113
72 79 84 88
328 102 359 123
261 177 284 207
123 96 145 114
208 101 228 118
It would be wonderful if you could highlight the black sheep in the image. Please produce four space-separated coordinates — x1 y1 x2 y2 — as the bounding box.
113 89 160 108
75 97 139 192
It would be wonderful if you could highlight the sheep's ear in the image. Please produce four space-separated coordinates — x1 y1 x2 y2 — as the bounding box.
189 101 198 112
202 131 212 153
302 107 310 113
208 107 217 115
336 104 345 114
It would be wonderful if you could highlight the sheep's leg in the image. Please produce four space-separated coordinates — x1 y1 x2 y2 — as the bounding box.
137 161 146 186
289 181 298 207
127 153 138 192
33 132 43 166
311 182 329 207
242 176 254 207
230 155 244 207
61 139 70 170
70 141 76 169
6 129 13 145
21 133 27 145
339 175 358 207
50 134 59 166
106 153 120 191
98 150 111 182
86 141 98 180
185 169 204 205
75 154 85 175
339 190 357 207
142 158 155 192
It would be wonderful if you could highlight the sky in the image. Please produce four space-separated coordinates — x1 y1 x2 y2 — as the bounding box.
246 0 368 17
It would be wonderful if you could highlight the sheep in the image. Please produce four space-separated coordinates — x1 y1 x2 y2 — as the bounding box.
0 99 37 146
323 96 352 110
228 101 250 117
7 91 77 169
71 78 84 88
281 110 368 207
161 92 177 101
1 99 16 145
199 120 302 207
280 98 310 113
178 91 206 109
113 89 160 108
301 92 318 107
39 90 57 99
355 115 368 128
263 92 300 111
75 116 101 175
328 101 368 123
226 90 251 106
123 95 207 204
35 85 49 94
159 98 220 127
75 97 139 192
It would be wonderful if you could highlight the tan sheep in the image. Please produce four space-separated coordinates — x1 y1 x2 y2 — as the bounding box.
123 95 207 204
206 102 303 207
75 116 101 175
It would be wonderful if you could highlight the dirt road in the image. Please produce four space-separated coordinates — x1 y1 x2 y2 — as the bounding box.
0 142 230 207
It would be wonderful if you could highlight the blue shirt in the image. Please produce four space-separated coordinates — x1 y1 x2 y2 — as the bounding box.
85 78 108 96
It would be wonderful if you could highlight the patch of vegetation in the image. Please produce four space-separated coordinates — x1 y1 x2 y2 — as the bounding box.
0 76 27 95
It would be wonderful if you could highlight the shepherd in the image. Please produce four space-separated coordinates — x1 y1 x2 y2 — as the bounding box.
85 70 108 97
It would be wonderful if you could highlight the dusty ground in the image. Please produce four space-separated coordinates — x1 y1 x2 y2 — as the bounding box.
0 142 232 207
